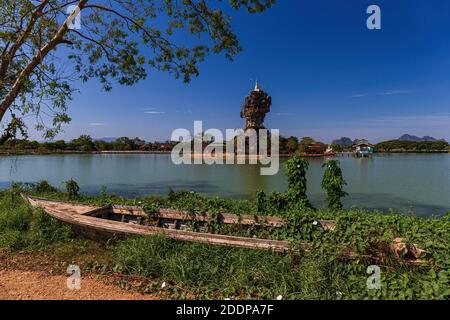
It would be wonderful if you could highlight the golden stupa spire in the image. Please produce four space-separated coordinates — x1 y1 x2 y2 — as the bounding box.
254 80 260 91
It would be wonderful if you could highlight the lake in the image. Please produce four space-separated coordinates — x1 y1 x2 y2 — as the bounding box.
0 153 449 216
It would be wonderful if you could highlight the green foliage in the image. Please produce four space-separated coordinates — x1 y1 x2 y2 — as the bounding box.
285 156 311 208
0 190 73 251
298 137 316 153
278 136 299 154
281 208 321 241
255 190 266 213
112 235 331 299
0 230 29 251
63 178 80 198
69 135 96 152
29 209 73 245
112 228 449 299
321 160 348 212
330 144 344 152
34 180 59 194
255 190 287 215
0 197 32 234
375 140 449 152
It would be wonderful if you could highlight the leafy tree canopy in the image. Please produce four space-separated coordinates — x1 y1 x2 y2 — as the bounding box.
298 136 315 153
0 0 275 142
375 140 449 152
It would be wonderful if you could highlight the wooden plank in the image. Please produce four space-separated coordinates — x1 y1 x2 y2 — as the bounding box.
112 206 333 230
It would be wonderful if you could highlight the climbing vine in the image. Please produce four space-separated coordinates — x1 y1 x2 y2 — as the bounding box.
321 160 348 212
285 156 311 208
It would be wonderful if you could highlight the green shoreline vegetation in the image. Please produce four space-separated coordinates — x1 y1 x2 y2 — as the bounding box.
0 158 448 299
0 135 448 156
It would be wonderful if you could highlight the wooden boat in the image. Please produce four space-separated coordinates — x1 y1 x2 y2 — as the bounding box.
22 195 426 265
23 194 292 252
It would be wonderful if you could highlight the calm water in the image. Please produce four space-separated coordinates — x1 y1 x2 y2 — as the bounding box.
1 153 449 216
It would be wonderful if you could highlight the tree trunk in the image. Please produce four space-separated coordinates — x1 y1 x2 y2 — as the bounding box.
0 0 88 126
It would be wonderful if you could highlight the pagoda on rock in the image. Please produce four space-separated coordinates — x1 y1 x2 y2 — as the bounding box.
240 81 272 131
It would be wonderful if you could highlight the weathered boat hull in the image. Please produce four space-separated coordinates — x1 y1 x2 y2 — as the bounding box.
23 195 426 265
24 195 292 252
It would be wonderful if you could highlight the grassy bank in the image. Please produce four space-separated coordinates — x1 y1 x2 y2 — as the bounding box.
0 183 448 300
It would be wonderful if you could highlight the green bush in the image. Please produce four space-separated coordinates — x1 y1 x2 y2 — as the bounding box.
34 180 58 193
63 178 80 198
29 209 73 245
0 192 73 251
0 192 33 233
0 230 30 251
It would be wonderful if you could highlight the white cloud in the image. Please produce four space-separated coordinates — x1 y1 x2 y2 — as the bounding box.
144 111 165 115
381 90 413 95
88 122 107 126
350 93 370 98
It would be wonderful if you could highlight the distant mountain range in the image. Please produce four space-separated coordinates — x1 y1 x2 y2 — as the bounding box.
331 135 448 146
331 137 353 147
94 137 118 142
398 134 447 142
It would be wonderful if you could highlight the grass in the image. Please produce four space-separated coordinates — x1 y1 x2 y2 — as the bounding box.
0 183 448 300
111 234 449 299
111 235 351 299
0 191 73 251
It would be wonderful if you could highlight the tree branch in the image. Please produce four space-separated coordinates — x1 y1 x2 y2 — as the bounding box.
69 29 116 60
0 0 89 122
0 0 51 87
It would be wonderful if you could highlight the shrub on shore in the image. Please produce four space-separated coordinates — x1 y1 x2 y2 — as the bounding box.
0 190 73 251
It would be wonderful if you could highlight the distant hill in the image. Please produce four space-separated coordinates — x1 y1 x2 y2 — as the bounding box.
331 137 353 147
95 137 118 142
398 134 446 142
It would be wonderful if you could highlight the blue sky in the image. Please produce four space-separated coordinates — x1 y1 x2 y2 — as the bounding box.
35 0 450 143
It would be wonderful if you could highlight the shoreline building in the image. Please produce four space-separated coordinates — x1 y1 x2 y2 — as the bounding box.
353 139 374 157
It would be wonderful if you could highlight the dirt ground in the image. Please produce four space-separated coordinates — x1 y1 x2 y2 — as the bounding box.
0 248 159 300
0 269 156 300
